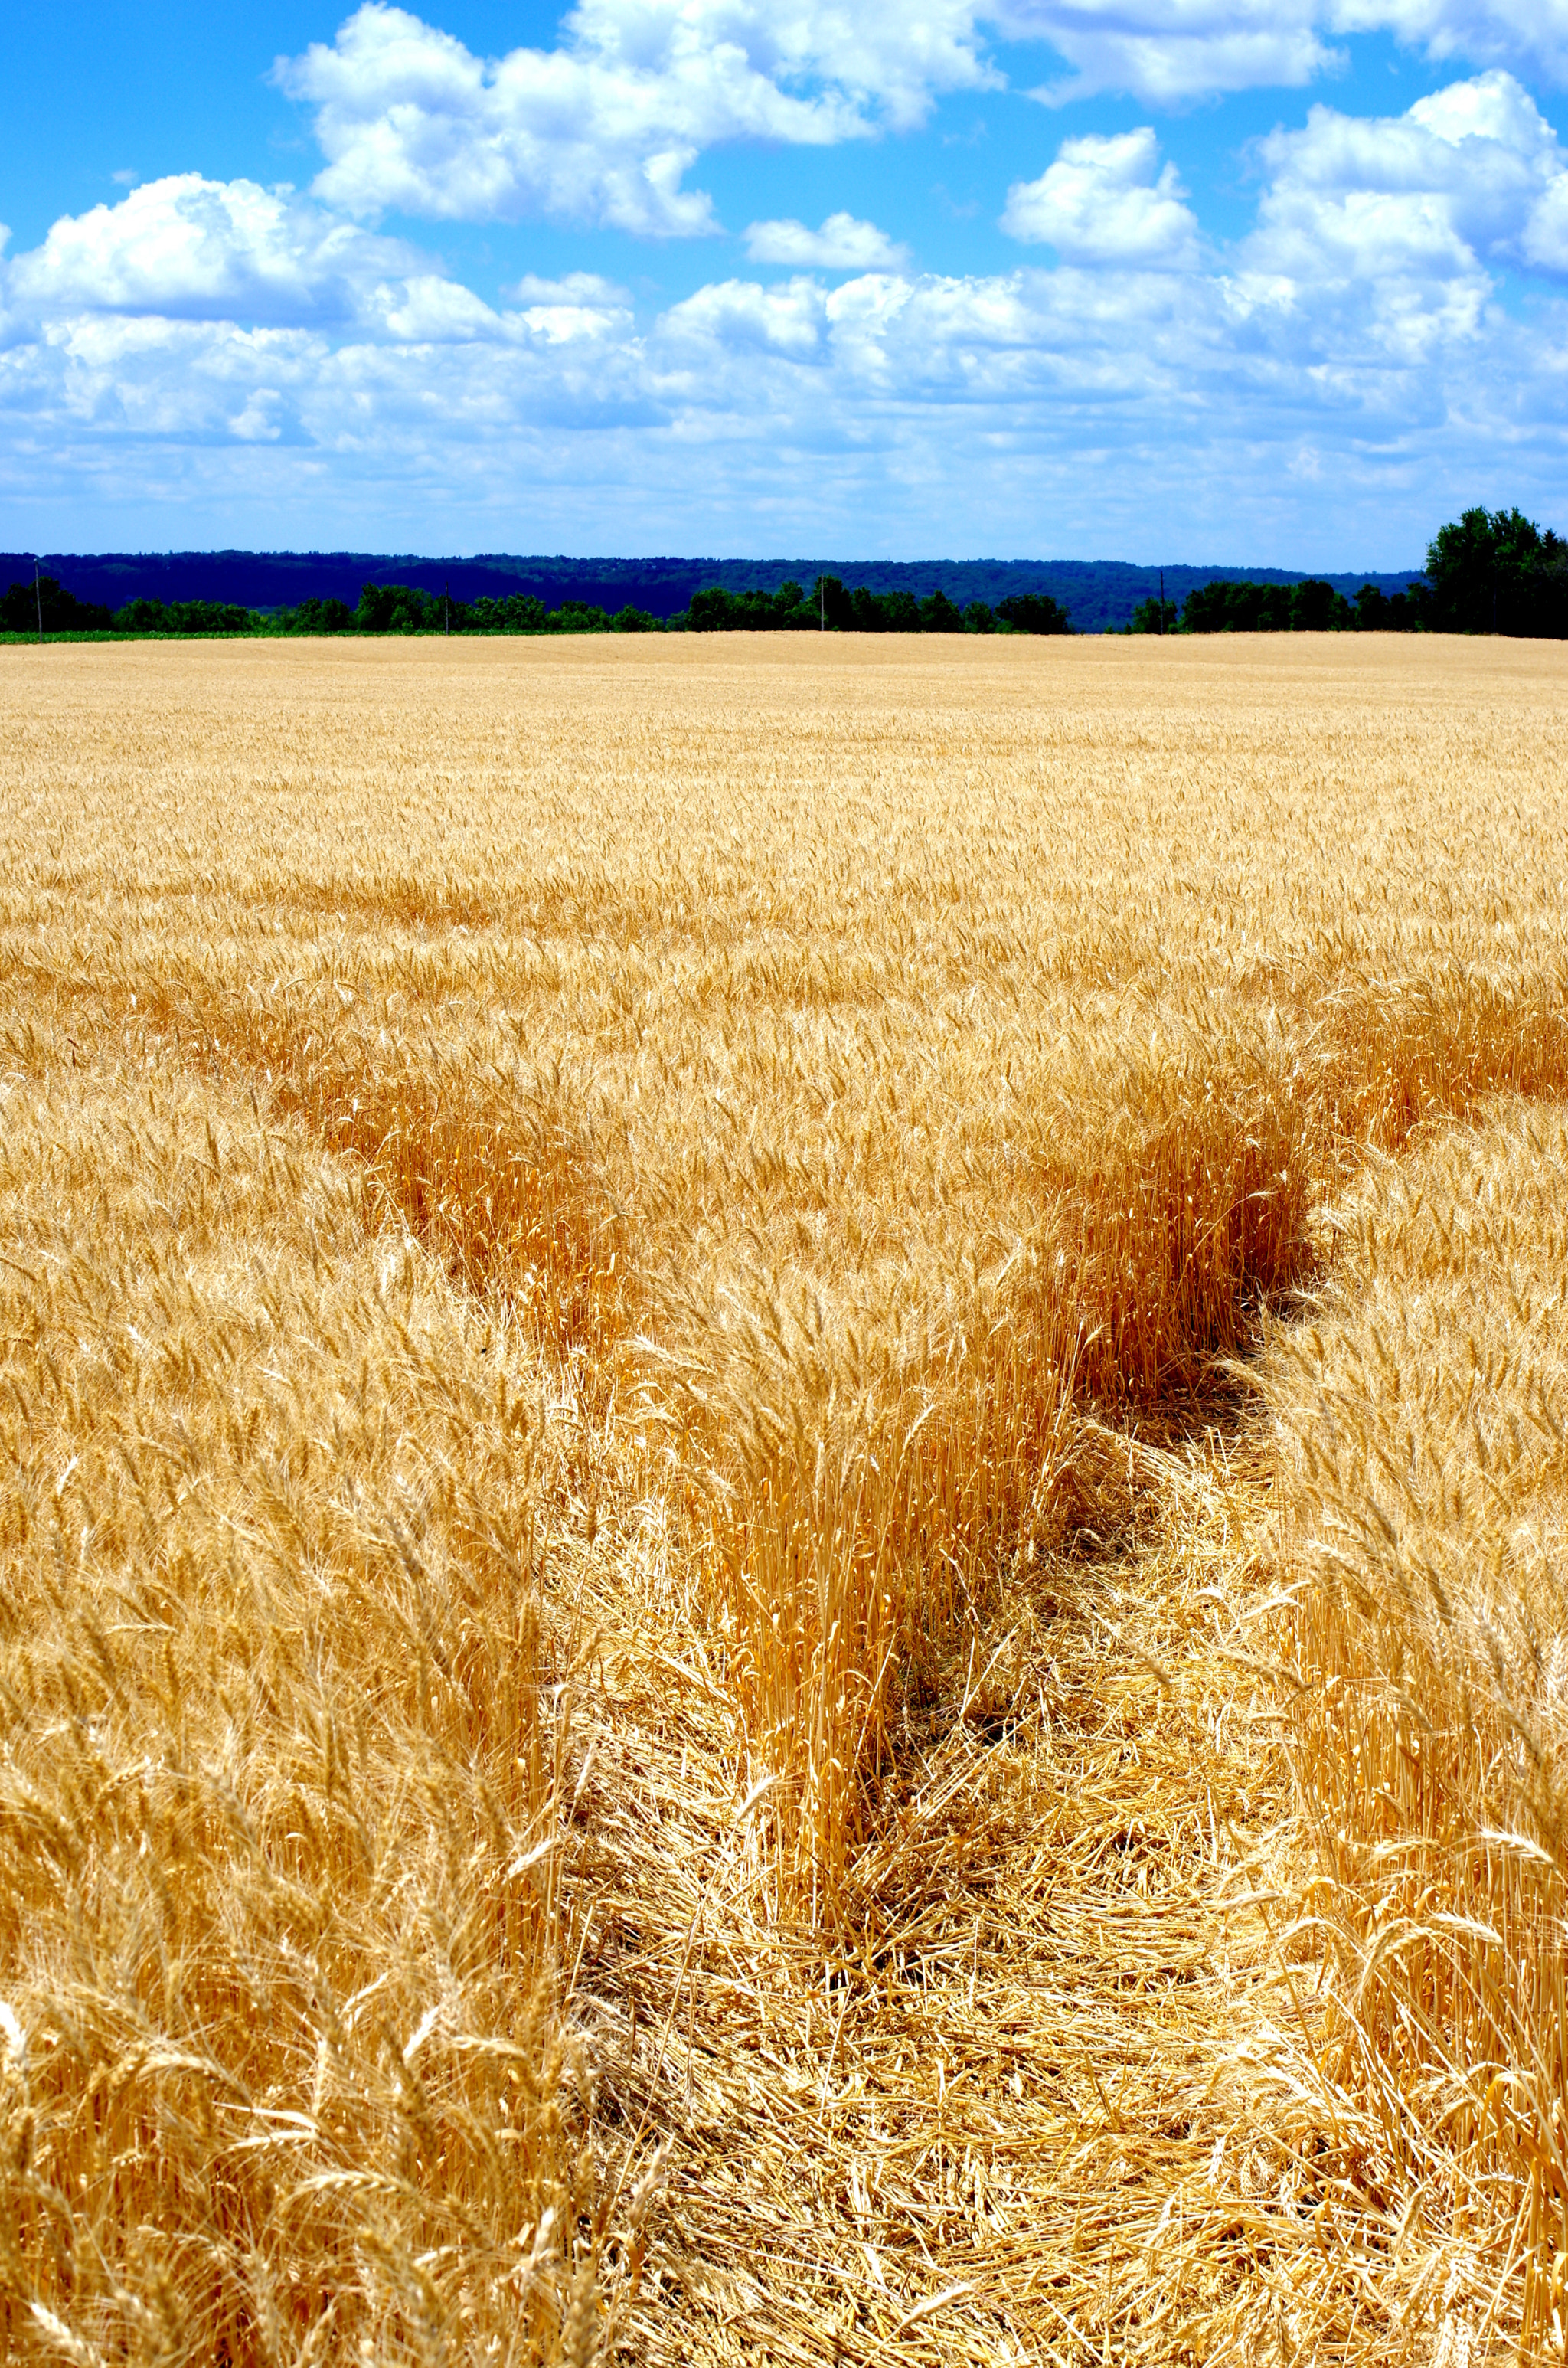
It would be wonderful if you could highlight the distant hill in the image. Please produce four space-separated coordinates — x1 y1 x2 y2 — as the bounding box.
0 551 1426 635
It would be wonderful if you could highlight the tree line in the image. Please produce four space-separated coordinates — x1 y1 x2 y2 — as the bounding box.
1126 578 1409 634
685 579 1070 633
0 580 668 639
5 509 1564 642
0 572 1071 640
1127 508 1568 638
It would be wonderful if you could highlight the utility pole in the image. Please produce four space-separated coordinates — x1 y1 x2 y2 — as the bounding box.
34 557 44 645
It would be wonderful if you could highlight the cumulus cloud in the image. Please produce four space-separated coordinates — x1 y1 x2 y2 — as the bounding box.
1525 173 1568 268
997 0 1337 104
1332 0 1568 90
999 0 1568 103
265 0 1568 225
371 274 508 342
1002 129 1200 266
744 212 910 268
276 1 992 236
506 272 635 342
1240 70 1568 299
5 69 1568 557
3 174 426 328
662 276 829 366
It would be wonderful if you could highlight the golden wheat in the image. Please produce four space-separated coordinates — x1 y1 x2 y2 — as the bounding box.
1253 1101 1568 2360
2 630 1566 2360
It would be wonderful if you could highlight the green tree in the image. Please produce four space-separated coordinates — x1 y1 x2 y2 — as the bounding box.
111 597 172 633
276 596 354 635
810 574 854 630
354 583 433 633
919 588 964 633
686 587 735 630
3 576 113 633
995 592 1071 635
1424 505 1568 636
1182 578 1348 635
172 600 255 634
1289 580 1348 633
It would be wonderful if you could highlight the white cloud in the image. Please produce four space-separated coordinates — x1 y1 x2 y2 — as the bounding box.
1002 129 1200 266
744 212 910 268
1409 64 1560 146
506 272 635 342
3 175 426 328
372 274 508 342
2 251 1560 560
276 1 992 236
1240 70 1568 301
509 270 626 306
998 0 1337 104
1331 0 1568 90
1525 174 1568 268
5 72 1568 560
264 1 1568 224
230 388 284 441
998 0 1568 103
662 275 829 361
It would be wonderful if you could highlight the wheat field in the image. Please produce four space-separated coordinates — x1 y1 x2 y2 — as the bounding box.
2 631 1566 2364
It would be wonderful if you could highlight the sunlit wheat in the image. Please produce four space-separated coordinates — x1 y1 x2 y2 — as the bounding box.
2 630 1566 2360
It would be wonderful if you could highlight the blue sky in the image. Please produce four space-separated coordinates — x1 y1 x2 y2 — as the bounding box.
2 2 1566 564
